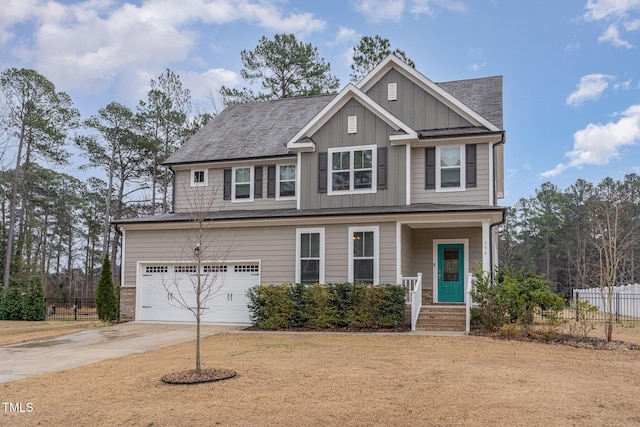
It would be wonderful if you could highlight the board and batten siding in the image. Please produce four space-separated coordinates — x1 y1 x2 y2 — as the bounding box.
173 161 297 213
410 143 490 205
122 221 400 287
365 68 473 131
410 227 482 290
299 98 406 210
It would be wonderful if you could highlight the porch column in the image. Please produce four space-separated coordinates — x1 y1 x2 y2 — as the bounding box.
482 220 490 273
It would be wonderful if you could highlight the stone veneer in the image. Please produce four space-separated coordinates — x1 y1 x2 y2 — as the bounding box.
119 286 136 322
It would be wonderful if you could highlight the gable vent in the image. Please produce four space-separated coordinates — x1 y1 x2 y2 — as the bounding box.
388 83 398 101
347 115 357 134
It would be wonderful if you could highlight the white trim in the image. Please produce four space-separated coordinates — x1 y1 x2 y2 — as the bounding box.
190 169 208 187
276 164 296 201
405 145 411 205
482 220 491 272
396 222 402 284
327 144 377 195
357 55 500 132
231 166 254 202
489 142 495 205
432 239 469 304
348 225 380 284
435 145 466 192
295 228 325 284
296 153 302 210
120 228 126 287
286 84 417 149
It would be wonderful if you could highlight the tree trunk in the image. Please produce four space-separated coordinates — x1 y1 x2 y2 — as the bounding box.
3 123 26 287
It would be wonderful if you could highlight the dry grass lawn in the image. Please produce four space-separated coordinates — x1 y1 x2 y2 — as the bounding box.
2 323 640 426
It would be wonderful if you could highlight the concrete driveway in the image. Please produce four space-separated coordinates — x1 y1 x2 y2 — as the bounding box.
0 322 244 383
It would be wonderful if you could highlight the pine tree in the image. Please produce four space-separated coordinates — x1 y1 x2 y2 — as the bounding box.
96 255 118 322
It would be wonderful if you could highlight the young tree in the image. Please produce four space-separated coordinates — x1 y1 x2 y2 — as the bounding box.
350 35 415 83
161 185 232 373
96 254 118 322
584 178 639 342
220 33 340 105
0 68 79 287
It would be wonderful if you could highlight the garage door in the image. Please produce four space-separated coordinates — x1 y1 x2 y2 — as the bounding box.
137 263 259 323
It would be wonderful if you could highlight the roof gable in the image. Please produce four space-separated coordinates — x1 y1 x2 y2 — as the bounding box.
357 55 501 131
286 83 417 150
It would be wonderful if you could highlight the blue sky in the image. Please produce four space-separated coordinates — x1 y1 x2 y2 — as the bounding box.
1 0 639 206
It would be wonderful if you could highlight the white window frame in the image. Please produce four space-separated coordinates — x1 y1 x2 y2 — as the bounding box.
190 169 208 187
232 166 254 202
296 228 325 284
348 226 379 284
436 145 466 192
276 164 296 200
328 144 377 195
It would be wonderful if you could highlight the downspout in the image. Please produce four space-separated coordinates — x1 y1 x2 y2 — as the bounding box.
489 131 507 279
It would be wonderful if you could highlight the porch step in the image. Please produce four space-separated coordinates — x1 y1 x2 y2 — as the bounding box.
415 305 466 332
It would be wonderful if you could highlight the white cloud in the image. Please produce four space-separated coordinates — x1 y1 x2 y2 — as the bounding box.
541 105 640 177
333 27 359 45
352 0 405 23
583 0 640 21
582 0 640 47
598 24 635 47
566 74 615 107
410 0 466 16
3 0 326 98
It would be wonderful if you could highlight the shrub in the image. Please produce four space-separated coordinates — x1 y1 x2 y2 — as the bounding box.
248 282 406 330
96 255 119 322
23 277 46 321
247 284 296 329
3 285 25 320
574 299 598 338
303 283 338 329
471 267 564 333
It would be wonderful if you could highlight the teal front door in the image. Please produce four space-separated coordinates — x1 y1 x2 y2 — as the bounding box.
437 244 464 303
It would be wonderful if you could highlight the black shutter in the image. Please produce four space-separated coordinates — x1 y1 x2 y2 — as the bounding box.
466 144 477 188
223 169 231 200
318 152 328 193
377 147 388 190
267 165 276 198
425 147 436 190
254 166 263 198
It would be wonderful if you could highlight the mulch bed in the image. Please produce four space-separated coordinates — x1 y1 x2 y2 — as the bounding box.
161 368 237 385
243 326 410 332
471 330 640 351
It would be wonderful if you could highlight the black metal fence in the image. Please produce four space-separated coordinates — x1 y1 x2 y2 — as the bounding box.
564 291 640 324
45 298 99 321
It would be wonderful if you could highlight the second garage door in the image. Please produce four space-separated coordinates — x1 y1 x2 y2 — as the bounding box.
138 262 259 323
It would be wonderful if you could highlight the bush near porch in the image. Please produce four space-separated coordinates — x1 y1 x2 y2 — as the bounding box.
470 267 564 336
247 283 406 330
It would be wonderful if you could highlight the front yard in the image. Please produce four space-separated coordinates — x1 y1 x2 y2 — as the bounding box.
2 323 640 426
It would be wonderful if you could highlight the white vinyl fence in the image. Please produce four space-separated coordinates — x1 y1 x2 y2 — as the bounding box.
573 284 640 322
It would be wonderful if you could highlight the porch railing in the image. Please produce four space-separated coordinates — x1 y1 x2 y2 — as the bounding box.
465 274 474 334
403 273 423 332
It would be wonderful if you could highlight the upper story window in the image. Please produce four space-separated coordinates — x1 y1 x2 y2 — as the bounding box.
439 146 463 189
277 164 296 199
190 169 207 187
328 145 377 195
233 166 253 201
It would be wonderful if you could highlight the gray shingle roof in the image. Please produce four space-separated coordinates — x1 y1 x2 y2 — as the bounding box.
165 75 503 166
164 94 335 165
438 76 503 129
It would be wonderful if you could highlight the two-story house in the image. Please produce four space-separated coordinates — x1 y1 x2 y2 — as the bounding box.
115 55 506 331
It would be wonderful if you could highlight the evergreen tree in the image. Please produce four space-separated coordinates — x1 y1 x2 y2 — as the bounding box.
96 255 118 322
23 276 46 321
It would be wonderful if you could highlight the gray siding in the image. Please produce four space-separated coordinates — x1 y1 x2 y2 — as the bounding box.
409 227 482 290
365 68 473 131
300 98 406 210
122 221 399 287
173 160 297 213
410 143 490 205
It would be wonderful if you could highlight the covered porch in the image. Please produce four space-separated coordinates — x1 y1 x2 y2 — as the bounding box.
395 210 503 332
